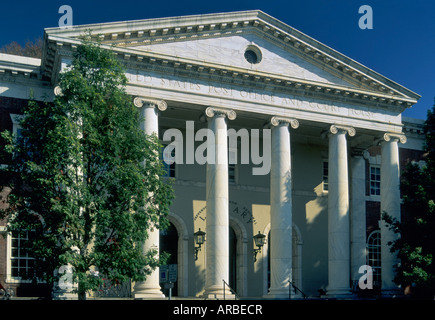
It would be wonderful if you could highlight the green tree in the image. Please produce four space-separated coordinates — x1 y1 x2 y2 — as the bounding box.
383 101 435 298
0 38 174 300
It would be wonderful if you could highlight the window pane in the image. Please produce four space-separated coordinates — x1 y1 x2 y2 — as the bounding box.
10 231 35 279
370 166 381 195
161 145 176 178
323 161 328 191
367 231 381 288
229 164 236 183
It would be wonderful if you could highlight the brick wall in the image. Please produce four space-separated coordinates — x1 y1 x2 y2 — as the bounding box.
0 97 27 288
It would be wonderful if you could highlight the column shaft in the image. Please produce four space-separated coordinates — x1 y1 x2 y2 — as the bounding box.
133 99 166 299
140 104 159 135
268 117 297 298
203 108 235 298
380 134 404 295
350 152 367 285
327 125 353 297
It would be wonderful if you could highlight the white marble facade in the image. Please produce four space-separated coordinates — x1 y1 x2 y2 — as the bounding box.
0 10 423 298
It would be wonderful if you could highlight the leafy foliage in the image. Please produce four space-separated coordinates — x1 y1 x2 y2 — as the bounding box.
0 38 174 299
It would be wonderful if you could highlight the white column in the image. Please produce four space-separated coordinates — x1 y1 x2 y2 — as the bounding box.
350 150 368 287
52 86 79 300
327 125 355 297
203 107 236 299
380 132 406 296
268 116 298 299
132 97 167 299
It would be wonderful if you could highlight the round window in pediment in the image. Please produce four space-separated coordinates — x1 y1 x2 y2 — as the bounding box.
244 45 262 64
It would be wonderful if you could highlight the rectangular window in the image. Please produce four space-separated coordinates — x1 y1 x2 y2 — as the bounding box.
161 145 176 178
228 148 237 184
16 128 23 137
10 231 35 279
322 161 328 191
370 166 381 196
228 163 236 183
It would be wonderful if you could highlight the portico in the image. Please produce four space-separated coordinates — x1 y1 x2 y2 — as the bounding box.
126 91 408 298
2 10 419 299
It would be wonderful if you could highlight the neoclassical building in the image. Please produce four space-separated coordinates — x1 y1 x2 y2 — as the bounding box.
0 10 426 299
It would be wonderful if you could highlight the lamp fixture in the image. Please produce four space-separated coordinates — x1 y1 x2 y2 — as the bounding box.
194 228 206 260
253 231 266 262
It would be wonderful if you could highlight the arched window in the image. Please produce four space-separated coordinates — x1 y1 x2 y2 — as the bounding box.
367 230 381 289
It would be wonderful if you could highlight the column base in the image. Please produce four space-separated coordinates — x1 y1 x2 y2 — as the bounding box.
202 285 234 300
133 283 165 299
52 288 78 300
134 292 166 299
134 293 166 299
381 288 403 298
264 287 293 300
203 293 236 300
325 288 353 299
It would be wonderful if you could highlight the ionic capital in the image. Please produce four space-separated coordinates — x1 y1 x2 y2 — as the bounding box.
54 86 63 96
351 148 370 159
204 106 237 120
133 96 167 112
382 132 407 144
270 116 299 129
329 124 356 137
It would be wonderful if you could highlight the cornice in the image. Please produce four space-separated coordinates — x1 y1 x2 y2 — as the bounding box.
0 54 43 81
402 117 425 137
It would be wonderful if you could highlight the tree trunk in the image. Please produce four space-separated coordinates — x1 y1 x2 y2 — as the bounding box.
78 283 87 300
78 291 86 300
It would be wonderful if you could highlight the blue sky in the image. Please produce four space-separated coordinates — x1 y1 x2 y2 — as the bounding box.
1 0 434 120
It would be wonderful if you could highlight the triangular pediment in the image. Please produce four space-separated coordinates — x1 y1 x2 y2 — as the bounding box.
128 32 356 89
43 10 420 107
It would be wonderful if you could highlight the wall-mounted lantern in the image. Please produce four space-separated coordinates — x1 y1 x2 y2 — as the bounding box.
253 231 266 262
194 228 206 260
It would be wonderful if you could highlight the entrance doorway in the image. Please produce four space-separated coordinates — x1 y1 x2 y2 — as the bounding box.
160 222 178 296
229 226 237 293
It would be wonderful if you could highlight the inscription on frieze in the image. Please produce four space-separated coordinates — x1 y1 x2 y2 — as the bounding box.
126 70 376 120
